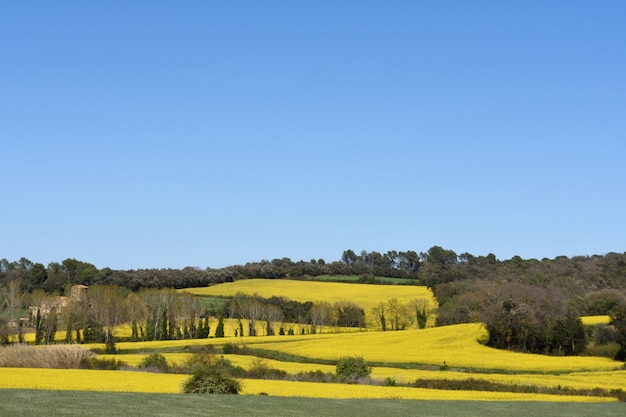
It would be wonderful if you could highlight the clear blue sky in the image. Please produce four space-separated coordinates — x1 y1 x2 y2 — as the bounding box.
2 2 625 270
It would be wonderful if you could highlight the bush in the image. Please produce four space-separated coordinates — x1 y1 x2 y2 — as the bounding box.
222 342 249 355
85 357 128 370
181 366 241 394
290 370 333 383
244 358 287 379
335 356 371 383
137 353 169 371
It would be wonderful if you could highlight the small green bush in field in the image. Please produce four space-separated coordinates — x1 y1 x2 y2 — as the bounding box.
335 356 371 383
182 366 241 394
137 353 169 371
85 357 127 370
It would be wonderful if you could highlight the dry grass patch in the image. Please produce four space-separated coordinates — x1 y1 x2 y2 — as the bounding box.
0 344 94 368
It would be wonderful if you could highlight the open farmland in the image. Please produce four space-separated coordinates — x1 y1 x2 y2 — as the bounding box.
0 367 616 402
237 323 621 373
3 279 626 413
95 352 626 394
181 279 437 327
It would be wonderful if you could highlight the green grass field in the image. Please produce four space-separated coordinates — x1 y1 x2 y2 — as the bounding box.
1 390 624 417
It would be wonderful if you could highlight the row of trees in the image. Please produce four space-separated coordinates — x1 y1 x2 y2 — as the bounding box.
1 284 211 350
220 293 367 336
4 248 626 295
2 280 439 349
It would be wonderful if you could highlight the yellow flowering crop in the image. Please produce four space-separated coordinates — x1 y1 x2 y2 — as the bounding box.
370 367 626 393
581 315 611 326
243 323 621 373
239 378 615 402
0 368 615 402
0 367 185 393
182 280 437 327
97 353 192 367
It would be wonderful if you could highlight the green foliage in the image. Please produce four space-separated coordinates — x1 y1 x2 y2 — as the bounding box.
335 356 371 383
609 303 626 361
85 357 128 370
222 342 250 355
137 353 169 371
181 366 241 394
546 312 587 355
105 331 117 354
410 378 626 400
214 316 225 338
243 358 287 379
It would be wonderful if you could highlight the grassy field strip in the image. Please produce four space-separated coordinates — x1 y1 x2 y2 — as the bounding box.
3 391 626 417
181 280 437 327
0 368 615 402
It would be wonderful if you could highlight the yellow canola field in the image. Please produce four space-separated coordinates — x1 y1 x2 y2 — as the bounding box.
84 322 622 374
98 353 337 374
182 279 437 327
98 352 626 393
240 379 615 402
370 368 626 393
0 367 185 393
242 323 622 373
0 368 614 402
581 315 611 326
98 323 621 373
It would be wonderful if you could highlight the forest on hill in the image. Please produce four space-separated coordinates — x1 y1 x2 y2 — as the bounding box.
2 246 626 358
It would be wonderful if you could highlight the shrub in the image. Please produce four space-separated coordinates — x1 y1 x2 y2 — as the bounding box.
245 358 287 379
181 366 241 394
335 356 371 383
290 370 333 383
85 357 128 370
137 353 169 371
222 342 249 355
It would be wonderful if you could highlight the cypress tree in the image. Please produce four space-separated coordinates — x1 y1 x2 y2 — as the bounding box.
215 316 225 338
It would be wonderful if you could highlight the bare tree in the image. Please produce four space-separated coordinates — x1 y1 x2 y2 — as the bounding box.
238 295 264 336
263 304 284 335
88 285 127 352
371 302 387 331
0 280 23 343
179 293 202 338
386 298 408 330
309 301 333 334
126 292 147 341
